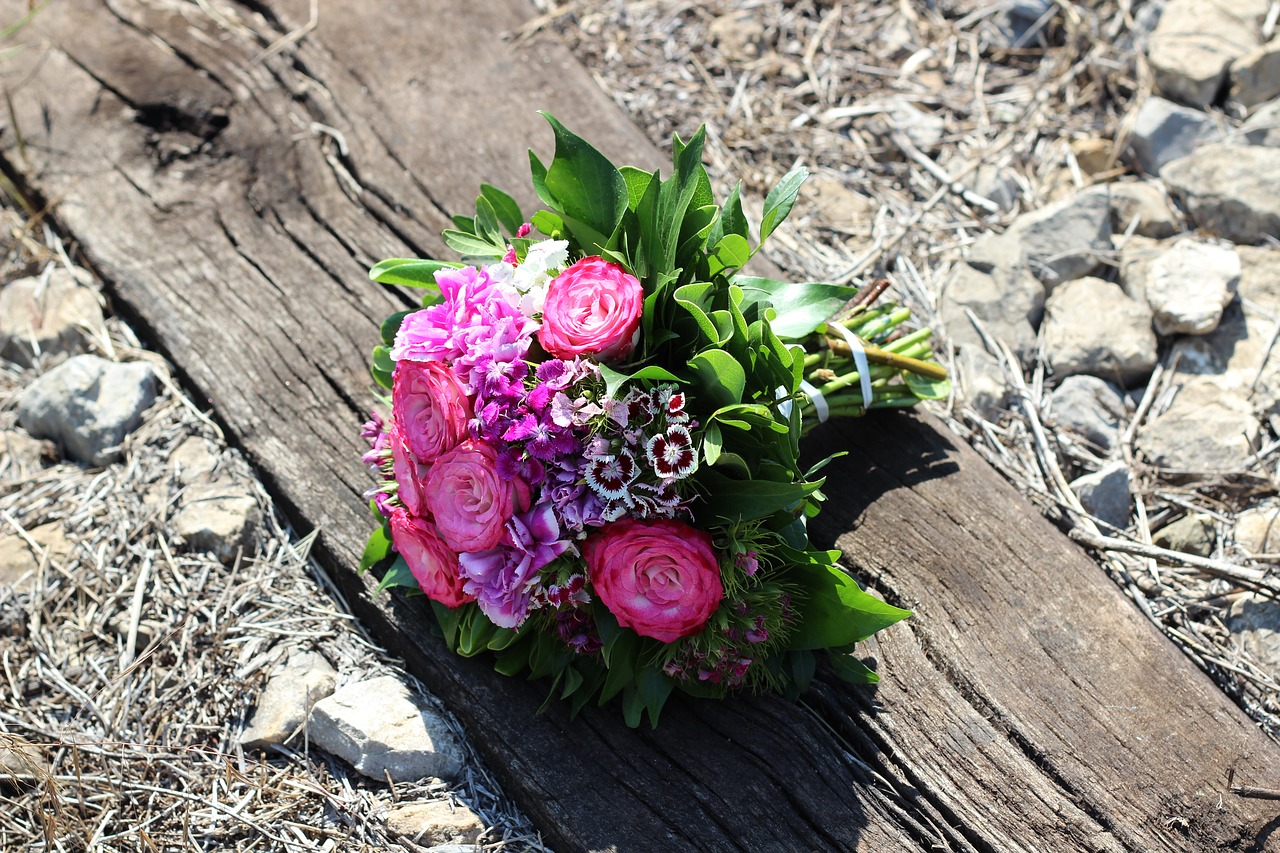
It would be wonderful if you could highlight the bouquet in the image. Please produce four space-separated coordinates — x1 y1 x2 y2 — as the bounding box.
358 114 949 727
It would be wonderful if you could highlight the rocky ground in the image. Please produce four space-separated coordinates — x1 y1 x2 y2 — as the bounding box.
0 227 547 849
4 0 1280 849
532 0 1280 733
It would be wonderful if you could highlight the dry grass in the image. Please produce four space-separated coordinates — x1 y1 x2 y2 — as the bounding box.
0 227 546 851
527 0 1280 739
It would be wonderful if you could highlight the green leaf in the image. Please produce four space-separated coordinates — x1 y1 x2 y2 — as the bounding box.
597 364 684 402
689 349 746 408
372 345 394 375
375 556 418 594
474 195 502 245
635 665 674 728
787 650 817 693
531 209 564 237
458 610 496 657
826 650 880 684
709 181 750 246
733 276 858 339
493 639 532 676
620 166 655 210
715 234 752 271
358 524 392 575
541 112 629 239
760 167 809 241
479 183 525 234
786 563 911 650
528 150 558 210
905 371 952 401
368 258 459 289
698 469 824 522
442 229 505 259
431 600 466 649
380 311 412 347
702 422 723 466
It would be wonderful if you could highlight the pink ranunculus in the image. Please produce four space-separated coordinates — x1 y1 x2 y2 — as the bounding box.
584 518 723 643
392 360 472 463
389 507 473 608
537 257 643 362
424 439 529 553
389 423 429 517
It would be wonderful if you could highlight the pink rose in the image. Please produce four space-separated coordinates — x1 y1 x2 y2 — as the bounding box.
584 518 723 643
389 423 429 517
424 439 530 552
537 257 643 362
389 508 473 608
392 360 472 463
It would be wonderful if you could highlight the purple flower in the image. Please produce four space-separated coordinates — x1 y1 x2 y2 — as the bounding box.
457 503 573 628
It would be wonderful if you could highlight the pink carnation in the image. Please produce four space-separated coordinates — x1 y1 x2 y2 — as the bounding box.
538 257 643 362
392 360 471 463
389 508 473 608
584 518 723 643
424 439 530 553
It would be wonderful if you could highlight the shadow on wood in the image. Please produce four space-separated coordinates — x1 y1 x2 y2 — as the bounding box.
3 0 1280 850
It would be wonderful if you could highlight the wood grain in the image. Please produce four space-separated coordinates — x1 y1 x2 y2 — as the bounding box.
3 1 1280 850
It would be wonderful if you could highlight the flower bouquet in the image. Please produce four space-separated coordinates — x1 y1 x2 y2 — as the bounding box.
358 114 949 727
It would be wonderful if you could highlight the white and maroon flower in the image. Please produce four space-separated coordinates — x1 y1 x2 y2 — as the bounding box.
660 388 690 425
645 425 697 480
584 448 638 501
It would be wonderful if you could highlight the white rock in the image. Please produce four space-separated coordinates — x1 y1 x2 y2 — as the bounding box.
1129 96 1221 175
1048 375 1127 455
168 435 221 485
1043 277 1158 386
1242 98 1280 146
1136 377 1259 472
801 174 876 228
1101 181 1181 237
1235 504 1280 554
1152 513 1216 556
0 269 104 367
17 355 158 466
1228 593 1280 672
384 800 484 845
173 482 258 563
1161 144 1280 244
240 650 337 748
955 343 1010 420
1116 234 1167 302
1070 463 1132 529
709 10 765 61
1166 250 1280 411
1003 189 1112 286
939 260 1044 368
1231 39 1280 108
1147 0 1260 108
0 523 71 592
1145 238 1240 335
308 676 464 783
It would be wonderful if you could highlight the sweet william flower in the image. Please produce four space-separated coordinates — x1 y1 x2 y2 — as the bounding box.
538 257 643 362
389 508 474 608
584 517 723 643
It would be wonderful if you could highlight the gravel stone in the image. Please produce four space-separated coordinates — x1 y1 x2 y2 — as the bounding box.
308 676 465 783
17 355 159 466
1161 143 1280 244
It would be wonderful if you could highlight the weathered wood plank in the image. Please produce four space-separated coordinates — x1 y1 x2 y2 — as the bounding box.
4 1 1280 850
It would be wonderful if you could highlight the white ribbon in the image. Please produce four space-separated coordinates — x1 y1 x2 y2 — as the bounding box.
799 380 829 423
827 322 874 414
